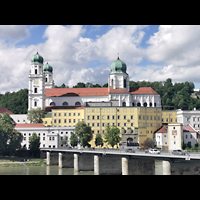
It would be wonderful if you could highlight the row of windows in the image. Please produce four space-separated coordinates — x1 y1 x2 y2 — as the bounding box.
23 132 69 136
50 102 81 106
88 122 134 127
54 112 81 117
87 115 160 121
87 115 134 120
53 119 83 124
131 102 157 107
162 118 177 122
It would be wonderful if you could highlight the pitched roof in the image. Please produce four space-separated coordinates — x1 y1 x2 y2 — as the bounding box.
15 123 45 128
45 106 84 112
155 126 168 133
183 125 196 132
0 107 14 115
109 87 130 94
131 87 158 95
45 87 158 97
45 88 109 97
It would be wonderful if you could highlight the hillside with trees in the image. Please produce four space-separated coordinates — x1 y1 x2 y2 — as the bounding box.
0 78 199 114
0 89 28 114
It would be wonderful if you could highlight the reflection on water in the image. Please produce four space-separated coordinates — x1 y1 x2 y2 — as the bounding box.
155 161 163 175
0 161 197 175
0 166 94 175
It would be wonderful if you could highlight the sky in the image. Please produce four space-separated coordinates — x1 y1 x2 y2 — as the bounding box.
1 25 200 93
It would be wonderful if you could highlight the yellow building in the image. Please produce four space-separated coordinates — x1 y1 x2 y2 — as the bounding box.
43 107 84 127
162 110 177 124
42 105 162 148
43 112 52 126
84 106 162 148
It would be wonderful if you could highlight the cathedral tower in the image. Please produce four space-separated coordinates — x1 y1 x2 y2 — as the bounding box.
108 57 130 91
28 52 45 111
43 62 54 89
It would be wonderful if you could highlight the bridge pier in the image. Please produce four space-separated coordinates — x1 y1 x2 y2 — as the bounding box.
46 151 59 166
122 156 155 175
170 160 200 175
58 152 74 168
163 160 171 175
94 154 122 175
121 157 128 175
74 153 94 172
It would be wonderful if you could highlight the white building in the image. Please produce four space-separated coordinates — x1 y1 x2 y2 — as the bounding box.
155 123 183 151
28 53 161 111
15 123 75 149
155 123 199 151
154 125 168 150
168 123 183 151
10 114 29 124
183 125 199 147
177 109 200 130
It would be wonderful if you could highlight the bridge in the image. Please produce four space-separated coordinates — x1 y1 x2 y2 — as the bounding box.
40 148 200 175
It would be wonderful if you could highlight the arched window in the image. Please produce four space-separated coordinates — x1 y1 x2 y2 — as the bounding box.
150 102 152 107
154 103 157 107
34 101 37 107
35 69 37 74
137 102 141 107
122 102 126 107
34 88 37 93
124 79 126 88
132 103 135 107
62 102 68 106
75 102 81 106
111 79 113 87
50 102 56 106
143 102 147 107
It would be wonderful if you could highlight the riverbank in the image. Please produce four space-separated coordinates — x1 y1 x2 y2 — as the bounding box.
0 156 46 167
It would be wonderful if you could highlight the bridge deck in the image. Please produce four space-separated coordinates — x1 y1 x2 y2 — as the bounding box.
40 148 200 161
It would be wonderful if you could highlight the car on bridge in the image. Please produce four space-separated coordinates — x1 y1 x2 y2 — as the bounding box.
148 149 160 154
125 148 135 153
172 149 186 155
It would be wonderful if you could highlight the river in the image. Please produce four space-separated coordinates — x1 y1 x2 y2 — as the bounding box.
0 161 165 175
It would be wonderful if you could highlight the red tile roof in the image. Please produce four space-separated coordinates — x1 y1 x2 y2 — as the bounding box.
156 126 168 133
45 106 84 112
109 87 130 94
0 107 14 115
131 87 158 95
15 123 45 128
45 87 158 97
45 88 109 97
183 125 196 132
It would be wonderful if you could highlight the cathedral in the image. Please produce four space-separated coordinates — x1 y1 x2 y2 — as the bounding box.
28 52 161 111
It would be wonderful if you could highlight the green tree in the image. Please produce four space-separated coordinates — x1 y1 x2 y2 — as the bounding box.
73 82 86 88
8 129 23 156
27 108 45 123
70 132 78 147
75 121 93 147
95 133 104 147
104 124 121 148
29 133 40 157
61 136 68 147
0 113 22 156
0 89 28 114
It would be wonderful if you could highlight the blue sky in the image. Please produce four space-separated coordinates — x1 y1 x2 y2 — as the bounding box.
0 25 200 93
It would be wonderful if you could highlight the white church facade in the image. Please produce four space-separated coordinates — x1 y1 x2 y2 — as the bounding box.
28 53 161 111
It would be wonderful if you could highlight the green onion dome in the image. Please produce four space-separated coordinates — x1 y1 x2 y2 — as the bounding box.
110 57 127 74
43 62 53 73
31 52 44 64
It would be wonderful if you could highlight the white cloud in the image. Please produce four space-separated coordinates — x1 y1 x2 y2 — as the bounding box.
146 25 200 66
0 25 29 43
3 25 200 94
